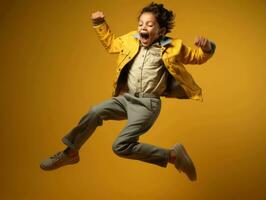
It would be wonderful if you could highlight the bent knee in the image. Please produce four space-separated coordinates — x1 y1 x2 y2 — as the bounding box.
90 105 111 121
90 105 102 116
87 105 103 126
112 142 131 156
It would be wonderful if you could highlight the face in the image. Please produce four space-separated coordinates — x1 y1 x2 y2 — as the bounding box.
138 12 165 47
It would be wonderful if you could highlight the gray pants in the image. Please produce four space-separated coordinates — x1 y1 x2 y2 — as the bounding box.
62 92 170 167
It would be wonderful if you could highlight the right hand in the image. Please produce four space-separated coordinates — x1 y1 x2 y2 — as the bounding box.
91 11 105 21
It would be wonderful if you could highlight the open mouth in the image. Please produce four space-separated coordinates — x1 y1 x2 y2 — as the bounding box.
139 32 150 45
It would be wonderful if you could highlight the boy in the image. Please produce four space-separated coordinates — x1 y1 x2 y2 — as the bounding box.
40 3 216 182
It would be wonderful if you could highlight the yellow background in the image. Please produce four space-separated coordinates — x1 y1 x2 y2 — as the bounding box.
1 0 265 199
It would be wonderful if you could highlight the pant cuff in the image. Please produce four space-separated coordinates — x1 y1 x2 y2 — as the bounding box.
161 149 170 168
62 137 80 150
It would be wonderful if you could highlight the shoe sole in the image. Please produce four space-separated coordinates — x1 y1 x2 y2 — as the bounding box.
174 144 197 181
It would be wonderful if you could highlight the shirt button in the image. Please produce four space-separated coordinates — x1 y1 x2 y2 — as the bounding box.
137 80 140 82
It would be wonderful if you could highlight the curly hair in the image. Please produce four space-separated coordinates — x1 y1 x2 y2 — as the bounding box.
138 2 175 34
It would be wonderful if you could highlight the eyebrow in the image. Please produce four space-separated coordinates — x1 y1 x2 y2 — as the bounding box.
138 20 154 24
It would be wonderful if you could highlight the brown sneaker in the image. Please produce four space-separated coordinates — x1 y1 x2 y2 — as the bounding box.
172 144 197 181
40 151 79 171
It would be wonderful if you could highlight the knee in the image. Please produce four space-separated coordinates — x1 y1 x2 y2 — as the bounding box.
90 105 101 116
112 141 130 156
87 105 103 125
112 141 122 156
90 105 108 120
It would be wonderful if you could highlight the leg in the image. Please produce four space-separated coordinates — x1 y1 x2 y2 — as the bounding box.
112 94 170 168
62 96 127 150
111 94 197 181
40 96 127 170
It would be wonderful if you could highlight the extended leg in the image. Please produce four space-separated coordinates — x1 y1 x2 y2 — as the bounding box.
62 96 127 150
40 96 127 170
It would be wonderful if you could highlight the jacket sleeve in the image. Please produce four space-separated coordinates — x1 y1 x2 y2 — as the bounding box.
92 20 122 54
177 41 216 65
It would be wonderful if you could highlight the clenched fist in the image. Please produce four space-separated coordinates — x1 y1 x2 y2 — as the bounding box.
91 11 105 25
194 36 212 53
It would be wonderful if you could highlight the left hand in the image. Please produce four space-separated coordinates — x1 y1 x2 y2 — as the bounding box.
194 36 212 52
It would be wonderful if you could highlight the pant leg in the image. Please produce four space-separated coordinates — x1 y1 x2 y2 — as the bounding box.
112 93 170 168
62 96 127 150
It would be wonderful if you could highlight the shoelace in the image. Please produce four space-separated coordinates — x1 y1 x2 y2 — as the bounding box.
50 152 65 161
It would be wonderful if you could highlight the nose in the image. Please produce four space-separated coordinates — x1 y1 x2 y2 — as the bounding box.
140 26 147 31
139 24 147 30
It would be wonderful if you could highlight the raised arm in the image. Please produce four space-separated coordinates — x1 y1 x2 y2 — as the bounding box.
91 11 122 54
178 36 216 65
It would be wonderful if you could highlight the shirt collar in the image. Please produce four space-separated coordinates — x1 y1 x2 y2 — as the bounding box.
132 33 172 47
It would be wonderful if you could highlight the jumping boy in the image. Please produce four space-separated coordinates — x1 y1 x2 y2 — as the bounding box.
40 2 216 181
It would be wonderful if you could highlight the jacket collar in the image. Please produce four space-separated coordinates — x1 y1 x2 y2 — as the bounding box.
132 33 172 47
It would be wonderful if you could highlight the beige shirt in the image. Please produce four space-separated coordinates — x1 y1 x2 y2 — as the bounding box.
127 43 168 96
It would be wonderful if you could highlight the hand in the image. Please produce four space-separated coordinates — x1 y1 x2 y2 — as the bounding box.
91 11 105 21
194 36 212 53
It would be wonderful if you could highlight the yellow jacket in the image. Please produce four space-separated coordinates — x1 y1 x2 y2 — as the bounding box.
93 22 216 102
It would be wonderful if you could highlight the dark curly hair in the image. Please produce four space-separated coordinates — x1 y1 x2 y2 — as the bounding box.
138 2 175 34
